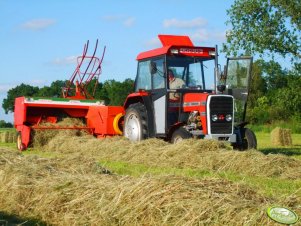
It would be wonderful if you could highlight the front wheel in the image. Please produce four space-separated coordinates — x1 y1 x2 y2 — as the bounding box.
124 103 148 141
171 127 192 144
239 128 257 150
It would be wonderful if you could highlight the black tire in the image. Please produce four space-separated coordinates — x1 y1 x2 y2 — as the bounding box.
16 132 25 151
171 127 192 144
242 128 257 150
124 103 148 141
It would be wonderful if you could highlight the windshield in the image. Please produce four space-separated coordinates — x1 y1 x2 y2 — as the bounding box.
167 56 215 90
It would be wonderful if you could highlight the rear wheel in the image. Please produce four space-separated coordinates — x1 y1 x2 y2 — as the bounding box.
242 128 257 150
171 127 192 144
16 132 25 151
124 103 148 141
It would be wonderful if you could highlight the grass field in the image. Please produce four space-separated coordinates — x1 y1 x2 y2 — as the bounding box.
257 132 301 159
0 130 300 225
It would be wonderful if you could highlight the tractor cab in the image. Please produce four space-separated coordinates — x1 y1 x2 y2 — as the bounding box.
123 35 256 150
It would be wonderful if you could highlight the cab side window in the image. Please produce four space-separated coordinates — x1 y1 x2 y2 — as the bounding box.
135 58 165 91
151 58 165 89
135 61 152 91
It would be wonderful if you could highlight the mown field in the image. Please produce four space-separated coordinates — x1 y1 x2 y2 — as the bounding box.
0 129 300 225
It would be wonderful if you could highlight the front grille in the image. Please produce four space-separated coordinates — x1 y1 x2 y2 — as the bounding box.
208 96 233 134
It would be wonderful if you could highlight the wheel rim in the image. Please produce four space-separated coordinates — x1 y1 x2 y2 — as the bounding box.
124 113 141 141
17 134 22 150
173 136 183 144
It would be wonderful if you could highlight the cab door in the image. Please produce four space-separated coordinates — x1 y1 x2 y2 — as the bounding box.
224 57 253 124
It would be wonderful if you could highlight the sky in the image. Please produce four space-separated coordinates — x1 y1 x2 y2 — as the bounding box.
0 0 235 122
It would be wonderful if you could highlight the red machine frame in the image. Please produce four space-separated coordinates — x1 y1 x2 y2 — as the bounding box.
14 40 123 151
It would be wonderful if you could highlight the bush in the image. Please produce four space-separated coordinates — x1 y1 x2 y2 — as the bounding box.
0 120 13 128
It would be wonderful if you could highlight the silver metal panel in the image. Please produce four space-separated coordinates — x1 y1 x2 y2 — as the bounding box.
205 134 236 143
154 96 166 133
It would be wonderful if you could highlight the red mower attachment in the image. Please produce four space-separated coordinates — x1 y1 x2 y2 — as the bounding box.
14 40 124 151
14 97 124 151
62 39 106 99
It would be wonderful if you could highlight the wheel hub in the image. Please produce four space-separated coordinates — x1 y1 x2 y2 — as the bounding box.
125 113 141 141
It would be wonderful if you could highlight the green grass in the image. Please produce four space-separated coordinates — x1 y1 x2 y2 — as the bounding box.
0 128 16 132
256 132 301 159
100 160 301 198
22 149 62 158
249 121 301 133
0 142 16 149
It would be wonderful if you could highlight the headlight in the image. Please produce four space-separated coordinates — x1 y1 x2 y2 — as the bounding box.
211 114 218 122
170 49 179 54
226 114 232 122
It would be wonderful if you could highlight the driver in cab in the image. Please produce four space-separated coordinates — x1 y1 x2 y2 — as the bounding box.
168 69 185 100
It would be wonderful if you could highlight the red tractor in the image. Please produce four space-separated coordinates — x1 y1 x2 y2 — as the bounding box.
122 35 256 150
14 35 256 151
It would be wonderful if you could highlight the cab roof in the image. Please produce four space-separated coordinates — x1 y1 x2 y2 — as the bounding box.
136 35 215 60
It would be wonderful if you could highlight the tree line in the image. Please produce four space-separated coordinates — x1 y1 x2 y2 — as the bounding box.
2 79 134 114
2 60 300 125
248 60 301 124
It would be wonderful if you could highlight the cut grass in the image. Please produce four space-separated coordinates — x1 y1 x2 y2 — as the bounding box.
0 131 300 225
100 160 301 199
22 148 62 159
1 148 283 226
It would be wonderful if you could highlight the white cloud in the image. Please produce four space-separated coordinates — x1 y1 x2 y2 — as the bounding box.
212 30 226 42
21 19 56 31
144 37 161 49
51 56 78 66
191 29 226 44
103 15 136 27
102 15 123 22
191 29 210 42
163 17 207 29
123 17 135 27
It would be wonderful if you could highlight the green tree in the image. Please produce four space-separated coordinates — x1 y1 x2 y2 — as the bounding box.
258 60 289 90
85 78 108 101
246 60 301 123
103 79 134 105
247 60 267 109
38 80 68 97
271 73 301 118
0 120 13 128
2 79 134 114
223 0 301 61
2 83 39 114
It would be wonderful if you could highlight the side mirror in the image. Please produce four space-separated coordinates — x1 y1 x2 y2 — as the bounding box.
220 65 227 80
217 65 227 93
217 85 226 93
149 61 157 75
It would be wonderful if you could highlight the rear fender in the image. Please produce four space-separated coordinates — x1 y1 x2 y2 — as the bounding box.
123 91 149 109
